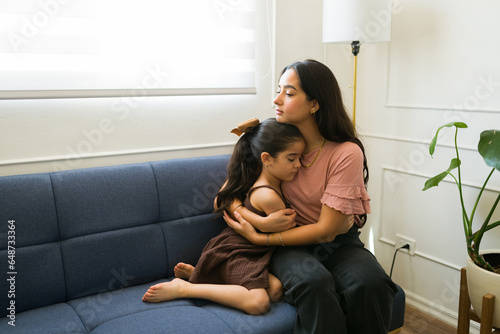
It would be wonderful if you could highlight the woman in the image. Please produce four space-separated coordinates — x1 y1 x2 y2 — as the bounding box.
223 59 397 334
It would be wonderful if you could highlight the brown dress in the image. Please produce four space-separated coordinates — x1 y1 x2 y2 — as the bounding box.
189 185 289 290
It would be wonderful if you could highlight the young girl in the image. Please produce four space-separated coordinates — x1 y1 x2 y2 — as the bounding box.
142 118 304 315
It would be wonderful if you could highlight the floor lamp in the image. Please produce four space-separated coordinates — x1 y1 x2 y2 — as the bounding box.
322 0 392 127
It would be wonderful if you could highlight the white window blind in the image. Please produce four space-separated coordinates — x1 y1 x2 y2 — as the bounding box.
0 0 256 99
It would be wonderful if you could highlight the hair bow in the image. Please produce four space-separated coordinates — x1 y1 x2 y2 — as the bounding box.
230 118 260 136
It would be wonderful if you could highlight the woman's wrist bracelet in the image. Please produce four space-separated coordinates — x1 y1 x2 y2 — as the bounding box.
266 232 285 247
278 232 285 246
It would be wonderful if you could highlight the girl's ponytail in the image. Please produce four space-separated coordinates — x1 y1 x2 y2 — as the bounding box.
215 118 303 214
215 130 261 213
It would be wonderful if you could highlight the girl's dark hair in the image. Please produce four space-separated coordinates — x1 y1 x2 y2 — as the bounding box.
215 118 303 214
282 59 369 223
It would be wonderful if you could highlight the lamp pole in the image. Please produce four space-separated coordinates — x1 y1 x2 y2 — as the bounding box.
351 41 360 127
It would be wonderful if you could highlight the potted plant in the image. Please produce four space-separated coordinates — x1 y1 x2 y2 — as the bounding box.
422 121 500 326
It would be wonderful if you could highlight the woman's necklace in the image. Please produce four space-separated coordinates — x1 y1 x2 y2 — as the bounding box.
301 138 326 168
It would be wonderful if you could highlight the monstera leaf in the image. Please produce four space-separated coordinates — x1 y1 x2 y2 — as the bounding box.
422 158 461 191
478 130 500 171
429 122 468 156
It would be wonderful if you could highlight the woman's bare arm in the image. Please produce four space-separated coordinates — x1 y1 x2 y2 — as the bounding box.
225 204 353 246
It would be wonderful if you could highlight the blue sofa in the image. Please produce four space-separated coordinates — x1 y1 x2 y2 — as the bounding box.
0 155 405 333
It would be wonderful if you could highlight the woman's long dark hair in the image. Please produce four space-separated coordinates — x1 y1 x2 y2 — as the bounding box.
215 118 303 214
282 59 369 223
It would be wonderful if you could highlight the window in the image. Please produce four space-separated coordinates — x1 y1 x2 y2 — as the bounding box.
0 0 256 99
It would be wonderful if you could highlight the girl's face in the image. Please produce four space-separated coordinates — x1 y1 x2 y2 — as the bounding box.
273 69 318 126
267 139 304 182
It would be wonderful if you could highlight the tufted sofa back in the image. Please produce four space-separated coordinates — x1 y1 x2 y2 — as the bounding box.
0 155 229 316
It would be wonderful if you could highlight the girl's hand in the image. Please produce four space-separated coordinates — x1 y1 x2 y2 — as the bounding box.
262 209 297 232
224 211 261 244
340 215 355 235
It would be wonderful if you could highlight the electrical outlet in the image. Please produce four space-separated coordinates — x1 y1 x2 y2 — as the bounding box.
396 234 416 256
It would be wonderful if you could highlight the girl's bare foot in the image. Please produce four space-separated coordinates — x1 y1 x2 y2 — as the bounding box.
174 262 195 279
142 278 189 303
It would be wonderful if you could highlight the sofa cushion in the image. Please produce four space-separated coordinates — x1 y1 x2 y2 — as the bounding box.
151 155 229 222
0 243 66 316
0 303 87 333
90 306 235 334
162 214 226 277
52 164 160 240
202 301 296 333
68 280 194 332
68 280 296 334
62 225 168 300
0 174 59 247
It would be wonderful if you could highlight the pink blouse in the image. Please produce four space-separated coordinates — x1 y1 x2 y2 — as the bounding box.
281 140 370 227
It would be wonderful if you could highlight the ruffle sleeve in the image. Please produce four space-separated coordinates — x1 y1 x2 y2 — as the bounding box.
320 184 371 216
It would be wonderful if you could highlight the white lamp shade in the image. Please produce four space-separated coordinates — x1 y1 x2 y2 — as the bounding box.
323 0 392 43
